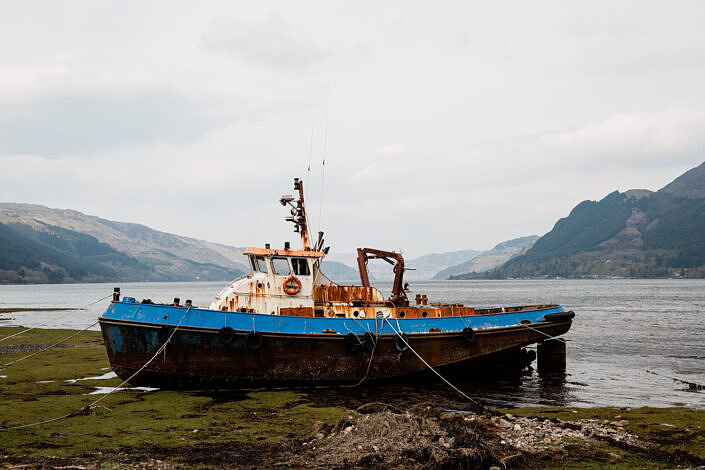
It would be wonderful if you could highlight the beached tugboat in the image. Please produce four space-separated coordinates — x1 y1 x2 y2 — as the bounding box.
99 178 575 388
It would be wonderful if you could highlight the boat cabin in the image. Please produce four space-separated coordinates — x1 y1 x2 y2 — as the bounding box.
209 178 553 320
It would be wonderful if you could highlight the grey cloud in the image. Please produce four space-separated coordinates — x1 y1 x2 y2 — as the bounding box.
0 88 242 156
201 15 324 70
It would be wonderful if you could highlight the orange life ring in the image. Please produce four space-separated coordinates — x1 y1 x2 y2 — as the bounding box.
283 275 302 295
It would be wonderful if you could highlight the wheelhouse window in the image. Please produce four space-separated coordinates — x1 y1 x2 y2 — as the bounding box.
271 257 291 275
251 255 268 273
291 258 310 276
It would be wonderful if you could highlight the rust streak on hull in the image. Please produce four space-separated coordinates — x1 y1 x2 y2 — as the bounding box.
99 319 571 388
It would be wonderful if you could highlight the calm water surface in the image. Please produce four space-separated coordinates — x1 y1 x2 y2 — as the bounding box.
1 279 703 409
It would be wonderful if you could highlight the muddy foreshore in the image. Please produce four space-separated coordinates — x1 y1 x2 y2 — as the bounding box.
1 326 704 469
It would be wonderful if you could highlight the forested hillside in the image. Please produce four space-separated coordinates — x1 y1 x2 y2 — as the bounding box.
0 204 247 284
458 162 705 279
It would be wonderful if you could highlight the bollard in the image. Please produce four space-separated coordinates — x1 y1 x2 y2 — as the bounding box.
537 340 566 373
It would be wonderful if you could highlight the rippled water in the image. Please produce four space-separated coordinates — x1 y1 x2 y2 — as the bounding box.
1 279 704 409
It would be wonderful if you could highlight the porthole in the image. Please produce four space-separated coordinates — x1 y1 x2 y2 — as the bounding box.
353 310 359 317
422 311 428 318
399 311 406 318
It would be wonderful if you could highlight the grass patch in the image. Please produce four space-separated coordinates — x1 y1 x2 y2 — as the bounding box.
0 326 346 466
3 326 703 469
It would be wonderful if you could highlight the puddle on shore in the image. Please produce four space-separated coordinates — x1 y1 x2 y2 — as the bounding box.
88 386 159 395
65 371 117 383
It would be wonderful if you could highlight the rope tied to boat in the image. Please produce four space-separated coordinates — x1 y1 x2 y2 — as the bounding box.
339 337 377 389
338 316 380 388
0 294 112 343
1 320 100 370
0 306 192 432
521 323 705 392
89 306 192 410
383 318 485 412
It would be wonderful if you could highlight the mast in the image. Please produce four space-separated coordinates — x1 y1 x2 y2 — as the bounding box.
281 178 328 287
281 177 312 250
296 178 311 250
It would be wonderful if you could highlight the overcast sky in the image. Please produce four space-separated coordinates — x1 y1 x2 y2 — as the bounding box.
2 1 705 258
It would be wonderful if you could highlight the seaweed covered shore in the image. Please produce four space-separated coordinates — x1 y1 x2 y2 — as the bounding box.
0 326 703 469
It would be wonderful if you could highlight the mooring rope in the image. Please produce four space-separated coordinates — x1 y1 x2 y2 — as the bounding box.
339 332 378 389
0 294 112 343
0 307 192 432
1 320 100 370
521 323 571 345
521 323 705 391
383 318 484 411
0 408 90 432
88 306 192 409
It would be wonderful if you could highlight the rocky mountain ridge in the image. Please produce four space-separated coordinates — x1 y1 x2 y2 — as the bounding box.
436 236 539 280
459 161 705 279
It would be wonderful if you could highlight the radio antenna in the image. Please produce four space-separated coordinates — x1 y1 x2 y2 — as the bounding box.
318 79 330 234
305 89 316 204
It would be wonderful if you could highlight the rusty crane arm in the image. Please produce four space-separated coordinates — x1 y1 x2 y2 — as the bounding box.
356 248 409 306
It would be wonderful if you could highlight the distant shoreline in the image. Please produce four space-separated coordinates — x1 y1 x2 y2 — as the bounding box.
3 277 705 287
0 307 78 313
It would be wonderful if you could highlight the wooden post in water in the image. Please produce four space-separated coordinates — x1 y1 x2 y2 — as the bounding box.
537 340 566 373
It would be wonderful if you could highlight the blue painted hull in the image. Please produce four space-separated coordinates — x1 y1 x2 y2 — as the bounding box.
101 300 566 335
99 300 573 387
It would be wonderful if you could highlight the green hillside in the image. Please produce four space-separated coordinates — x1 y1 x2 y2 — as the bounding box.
0 221 244 284
0 221 136 283
458 162 705 279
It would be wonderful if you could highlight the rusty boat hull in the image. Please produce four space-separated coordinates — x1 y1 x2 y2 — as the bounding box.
99 299 574 388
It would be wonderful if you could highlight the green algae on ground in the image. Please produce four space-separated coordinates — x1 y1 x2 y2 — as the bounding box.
0 326 346 466
501 406 705 468
3 326 704 469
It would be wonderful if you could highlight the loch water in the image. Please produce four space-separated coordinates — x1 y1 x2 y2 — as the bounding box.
1 279 703 410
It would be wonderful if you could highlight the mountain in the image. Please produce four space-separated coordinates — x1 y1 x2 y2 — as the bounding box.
326 249 482 281
436 236 539 279
320 261 360 282
660 161 705 199
0 203 248 284
405 250 482 280
462 162 705 279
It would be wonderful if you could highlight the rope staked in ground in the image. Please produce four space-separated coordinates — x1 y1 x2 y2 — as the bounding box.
0 307 192 432
383 318 484 412
88 306 192 410
521 323 705 392
0 320 100 370
0 294 112 343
